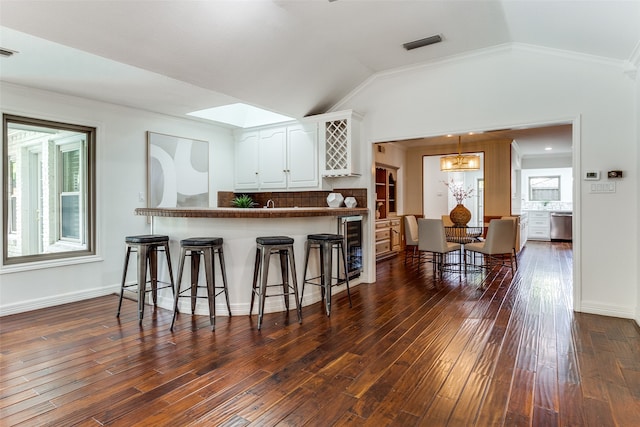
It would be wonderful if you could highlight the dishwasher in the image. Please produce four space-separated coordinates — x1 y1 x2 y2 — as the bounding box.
550 212 572 241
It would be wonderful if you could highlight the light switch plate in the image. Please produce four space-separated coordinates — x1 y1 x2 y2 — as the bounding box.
589 182 616 193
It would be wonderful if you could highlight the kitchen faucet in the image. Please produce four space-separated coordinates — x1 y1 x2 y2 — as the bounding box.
265 199 275 208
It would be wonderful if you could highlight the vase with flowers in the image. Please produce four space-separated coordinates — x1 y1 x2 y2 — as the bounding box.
443 179 475 227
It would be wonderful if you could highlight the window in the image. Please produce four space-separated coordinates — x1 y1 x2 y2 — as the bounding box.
3 114 96 265
529 176 560 201
59 142 82 241
8 157 17 234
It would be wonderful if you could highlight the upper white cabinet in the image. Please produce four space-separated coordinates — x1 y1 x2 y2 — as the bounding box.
316 110 361 177
257 126 288 189
286 123 319 188
234 122 318 191
234 130 260 190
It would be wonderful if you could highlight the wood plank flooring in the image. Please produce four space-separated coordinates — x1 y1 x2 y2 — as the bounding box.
1 241 639 426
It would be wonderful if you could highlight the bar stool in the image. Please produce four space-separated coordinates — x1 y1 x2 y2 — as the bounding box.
250 236 301 330
301 233 352 316
170 237 231 331
117 234 175 323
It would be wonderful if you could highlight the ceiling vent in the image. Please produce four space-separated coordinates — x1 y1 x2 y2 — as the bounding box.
403 34 442 51
0 47 18 58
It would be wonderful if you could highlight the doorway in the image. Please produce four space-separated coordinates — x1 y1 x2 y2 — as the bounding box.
371 119 578 309
422 155 484 226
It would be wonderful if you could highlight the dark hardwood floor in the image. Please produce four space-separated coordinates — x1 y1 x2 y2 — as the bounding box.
1 241 639 426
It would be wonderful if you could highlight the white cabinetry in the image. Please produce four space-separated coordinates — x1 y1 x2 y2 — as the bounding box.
257 127 287 189
316 110 361 177
527 210 550 241
519 213 528 250
286 124 319 188
234 131 260 190
234 123 318 191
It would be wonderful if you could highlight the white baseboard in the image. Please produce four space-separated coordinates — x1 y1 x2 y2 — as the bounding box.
0 287 281 318
579 300 637 320
0 284 120 316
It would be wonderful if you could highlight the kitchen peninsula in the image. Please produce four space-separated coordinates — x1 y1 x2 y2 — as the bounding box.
134 205 369 319
136 206 367 219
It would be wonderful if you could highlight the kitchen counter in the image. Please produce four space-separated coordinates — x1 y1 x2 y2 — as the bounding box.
132 206 370 319
135 207 368 218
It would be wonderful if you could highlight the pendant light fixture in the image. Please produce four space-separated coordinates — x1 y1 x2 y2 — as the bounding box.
440 135 481 172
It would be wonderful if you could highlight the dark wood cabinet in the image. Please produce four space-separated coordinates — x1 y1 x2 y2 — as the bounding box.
375 165 397 219
375 164 400 260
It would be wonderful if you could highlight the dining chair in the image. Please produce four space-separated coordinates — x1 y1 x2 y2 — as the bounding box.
418 218 462 278
403 215 419 264
465 219 517 272
441 215 454 227
501 216 519 270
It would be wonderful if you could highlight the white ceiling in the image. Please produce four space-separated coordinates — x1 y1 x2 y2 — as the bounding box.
1 0 638 155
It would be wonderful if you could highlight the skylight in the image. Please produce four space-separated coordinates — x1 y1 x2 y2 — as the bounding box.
187 103 294 128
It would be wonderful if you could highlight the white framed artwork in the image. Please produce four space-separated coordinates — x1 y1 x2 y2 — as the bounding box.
147 131 209 208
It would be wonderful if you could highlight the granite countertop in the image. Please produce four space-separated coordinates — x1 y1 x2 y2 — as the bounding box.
135 207 369 219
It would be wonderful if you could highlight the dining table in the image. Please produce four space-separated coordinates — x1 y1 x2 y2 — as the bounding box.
444 225 484 244
444 225 484 273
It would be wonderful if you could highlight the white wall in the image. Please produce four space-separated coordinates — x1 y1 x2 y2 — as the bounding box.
0 83 235 314
522 153 572 169
337 45 638 320
636 64 640 327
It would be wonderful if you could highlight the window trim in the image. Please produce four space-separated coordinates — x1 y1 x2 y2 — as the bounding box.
7 157 17 234
2 114 96 266
57 140 84 243
528 175 561 202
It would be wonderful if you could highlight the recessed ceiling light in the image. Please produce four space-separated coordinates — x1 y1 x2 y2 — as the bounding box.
545 147 553 151
187 103 294 128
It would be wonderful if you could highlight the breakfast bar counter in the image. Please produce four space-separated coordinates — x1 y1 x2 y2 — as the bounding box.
135 206 368 218
133 207 370 321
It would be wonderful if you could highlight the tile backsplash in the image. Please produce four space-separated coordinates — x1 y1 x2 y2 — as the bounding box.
522 201 573 211
218 189 367 209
